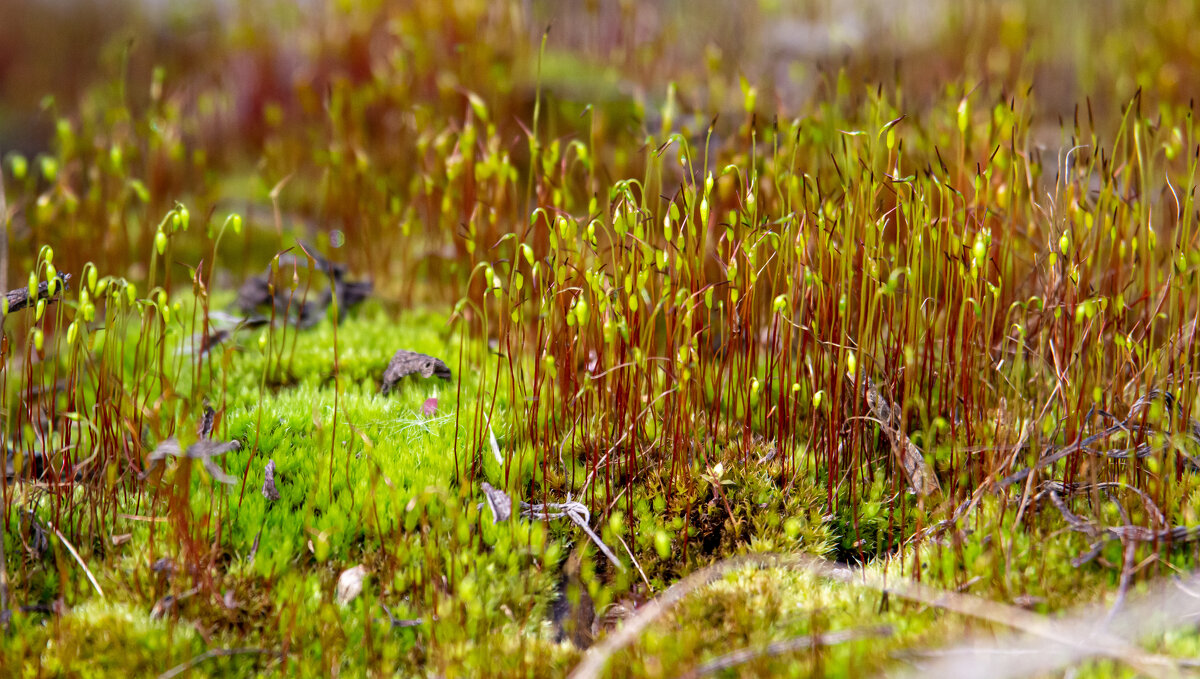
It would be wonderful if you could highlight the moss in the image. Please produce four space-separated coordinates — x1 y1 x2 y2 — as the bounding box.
5 0 1200 675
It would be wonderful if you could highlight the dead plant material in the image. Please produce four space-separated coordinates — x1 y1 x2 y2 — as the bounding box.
380 349 452 393
522 498 623 571
885 569 1200 679
336 565 368 606
197 405 217 439
23 511 49 559
261 459 280 501
568 552 1183 679
853 374 940 496
334 278 373 310
156 647 271 679
569 554 773 679
3 272 69 316
150 586 198 620
553 547 596 648
235 242 370 330
480 482 511 523
1039 481 1200 556
142 438 242 485
999 390 1200 489
680 625 894 679
379 601 423 628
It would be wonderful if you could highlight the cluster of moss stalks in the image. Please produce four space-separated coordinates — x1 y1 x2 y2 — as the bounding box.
0 0 1199 676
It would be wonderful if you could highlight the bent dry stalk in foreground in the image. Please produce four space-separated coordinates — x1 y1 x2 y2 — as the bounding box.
569 553 1200 679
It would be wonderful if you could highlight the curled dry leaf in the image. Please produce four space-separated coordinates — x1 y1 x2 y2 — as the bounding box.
381 349 452 394
262 458 280 501
336 564 368 606
236 243 370 330
335 279 373 310
481 482 512 523
853 374 940 497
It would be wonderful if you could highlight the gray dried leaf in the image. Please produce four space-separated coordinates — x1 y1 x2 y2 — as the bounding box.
336 279 373 311
262 459 280 501
855 375 940 497
481 482 512 523
381 349 452 394
235 273 273 314
143 437 241 484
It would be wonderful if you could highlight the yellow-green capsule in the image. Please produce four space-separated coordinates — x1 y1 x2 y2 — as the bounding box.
40 156 58 183
155 230 167 255
33 328 44 352
10 154 27 180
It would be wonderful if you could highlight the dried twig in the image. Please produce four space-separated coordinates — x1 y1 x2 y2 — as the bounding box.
885 569 1200 679
45 520 104 599
3 272 70 316
1042 482 1200 546
1000 389 1200 489
157 647 271 679
569 552 1183 679
474 482 621 569
522 498 624 571
681 625 893 679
